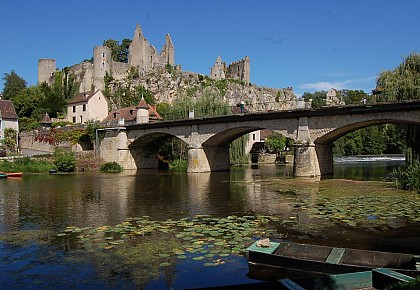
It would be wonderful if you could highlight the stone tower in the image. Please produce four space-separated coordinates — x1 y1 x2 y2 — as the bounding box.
136 97 149 124
38 59 56 86
93 46 112 91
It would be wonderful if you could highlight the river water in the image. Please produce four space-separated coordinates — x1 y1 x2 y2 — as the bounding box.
1 156 420 289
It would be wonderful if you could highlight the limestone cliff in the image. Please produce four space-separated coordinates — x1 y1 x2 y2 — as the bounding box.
106 66 297 112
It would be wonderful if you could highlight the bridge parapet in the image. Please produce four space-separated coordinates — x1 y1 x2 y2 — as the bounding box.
98 101 420 176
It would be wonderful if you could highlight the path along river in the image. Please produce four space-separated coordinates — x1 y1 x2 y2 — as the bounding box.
1 156 420 289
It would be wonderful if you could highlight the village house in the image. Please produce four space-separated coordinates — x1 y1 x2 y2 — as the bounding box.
103 98 163 126
0 99 19 146
67 90 109 124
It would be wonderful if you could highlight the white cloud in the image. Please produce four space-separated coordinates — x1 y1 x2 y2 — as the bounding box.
299 80 353 91
298 76 376 93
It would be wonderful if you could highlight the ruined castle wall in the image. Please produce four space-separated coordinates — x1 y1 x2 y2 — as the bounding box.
69 62 94 92
226 56 250 83
111 61 130 80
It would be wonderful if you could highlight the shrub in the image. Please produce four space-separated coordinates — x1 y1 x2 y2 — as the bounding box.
391 161 420 191
100 162 123 173
53 148 76 172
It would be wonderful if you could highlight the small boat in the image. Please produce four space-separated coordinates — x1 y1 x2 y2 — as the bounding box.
0 172 23 178
247 240 420 278
0 173 7 179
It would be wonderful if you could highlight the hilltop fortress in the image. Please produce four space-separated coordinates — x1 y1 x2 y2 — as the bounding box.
38 23 296 111
38 23 250 93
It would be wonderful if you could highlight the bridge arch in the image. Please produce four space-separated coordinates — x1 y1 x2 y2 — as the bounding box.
128 132 187 169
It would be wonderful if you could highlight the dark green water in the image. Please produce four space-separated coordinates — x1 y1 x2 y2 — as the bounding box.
1 158 419 289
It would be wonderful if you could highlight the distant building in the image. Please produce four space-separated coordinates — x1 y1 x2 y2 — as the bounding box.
210 56 250 83
67 90 109 124
326 88 345 106
0 99 19 145
103 98 163 126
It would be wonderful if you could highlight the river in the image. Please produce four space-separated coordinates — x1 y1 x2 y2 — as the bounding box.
1 156 420 289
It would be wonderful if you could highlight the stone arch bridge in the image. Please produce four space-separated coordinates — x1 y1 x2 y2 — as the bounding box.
98 101 420 177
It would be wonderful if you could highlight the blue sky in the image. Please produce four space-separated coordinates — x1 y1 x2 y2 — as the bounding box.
1 0 419 96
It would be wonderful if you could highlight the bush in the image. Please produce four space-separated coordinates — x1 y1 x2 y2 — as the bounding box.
100 162 123 173
53 148 76 172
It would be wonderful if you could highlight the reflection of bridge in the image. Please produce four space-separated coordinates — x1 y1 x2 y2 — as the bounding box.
99 101 420 177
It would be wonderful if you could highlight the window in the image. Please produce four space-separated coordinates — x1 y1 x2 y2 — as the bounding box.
80 116 83 123
73 106 76 113
83 104 86 111
72 117 76 123
253 134 256 141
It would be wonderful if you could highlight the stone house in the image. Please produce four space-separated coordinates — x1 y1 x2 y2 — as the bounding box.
326 88 345 106
0 99 19 146
67 90 109 124
103 98 163 126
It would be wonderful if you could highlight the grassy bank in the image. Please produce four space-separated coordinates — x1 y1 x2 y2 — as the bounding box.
0 157 55 173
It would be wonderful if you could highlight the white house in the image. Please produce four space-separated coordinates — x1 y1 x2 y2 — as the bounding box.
0 99 19 145
67 90 108 124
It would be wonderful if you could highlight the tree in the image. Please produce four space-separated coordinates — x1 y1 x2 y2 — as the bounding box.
377 52 420 102
265 133 286 153
2 71 27 99
376 52 420 160
302 91 326 109
10 86 43 118
103 38 132 63
340 89 368 105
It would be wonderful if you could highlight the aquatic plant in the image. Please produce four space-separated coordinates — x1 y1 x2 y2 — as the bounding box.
391 161 420 191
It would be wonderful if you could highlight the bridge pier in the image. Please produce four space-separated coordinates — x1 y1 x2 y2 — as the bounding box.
293 143 333 177
187 146 230 173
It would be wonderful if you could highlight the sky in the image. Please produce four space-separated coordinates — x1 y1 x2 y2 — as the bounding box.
1 0 419 97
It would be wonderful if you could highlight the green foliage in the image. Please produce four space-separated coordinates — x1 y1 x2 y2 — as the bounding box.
230 135 249 165
3 128 17 152
265 133 286 153
0 157 55 173
377 52 420 102
194 89 231 118
391 161 420 191
376 52 420 161
384 276 420 290
100 162 123 173
165 94 193 120
166 89 230 120
51 121 73 128
53 148 76 172
2 70 27 99
103 38 132 63
19 117 40 132
334 124 405 156
303 91 326 109
156 102 171 118
340 89 368 105
85 120 103 142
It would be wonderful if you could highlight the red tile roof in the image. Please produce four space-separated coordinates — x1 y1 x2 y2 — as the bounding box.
104 104 163 122
68 91 96 105
0 100 18 119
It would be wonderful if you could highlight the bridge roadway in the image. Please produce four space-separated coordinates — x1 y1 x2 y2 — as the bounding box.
99 100 420 177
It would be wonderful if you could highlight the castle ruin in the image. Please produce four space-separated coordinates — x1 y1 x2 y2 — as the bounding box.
210 56 250 83
38 23 175 93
